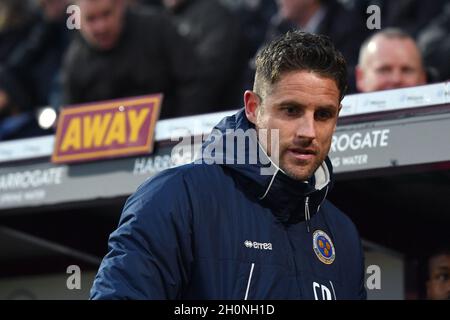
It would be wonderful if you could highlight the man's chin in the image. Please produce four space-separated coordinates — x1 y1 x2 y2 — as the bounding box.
281 165 314 181
280 158 324 181
91 37 117 51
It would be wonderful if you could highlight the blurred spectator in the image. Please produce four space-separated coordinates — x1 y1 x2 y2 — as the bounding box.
0 79 52 141
426 249 450 300
0 0 35 62
417 2 450 82
220 0 278 60
261 0 368 93
163 0 247 111
0 0 71 110
62 0 205 119
0 0 70 141
355 28 426 92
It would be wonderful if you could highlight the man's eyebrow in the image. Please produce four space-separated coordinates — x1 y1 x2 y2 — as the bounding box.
435 266 450 271
277 100 305 108
276 101 338 110
317 105 339 111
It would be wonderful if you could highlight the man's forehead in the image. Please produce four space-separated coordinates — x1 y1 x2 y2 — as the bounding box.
430 254 450 269
365 36 420 65
271 72 340 97
370 37 420 58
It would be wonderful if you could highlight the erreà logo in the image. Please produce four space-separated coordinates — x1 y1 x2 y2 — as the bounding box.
244 240 272 250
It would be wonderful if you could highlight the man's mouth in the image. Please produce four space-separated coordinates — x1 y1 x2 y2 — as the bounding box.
287 148 317 161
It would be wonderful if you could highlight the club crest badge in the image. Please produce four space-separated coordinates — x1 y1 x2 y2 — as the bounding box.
313 230 335 265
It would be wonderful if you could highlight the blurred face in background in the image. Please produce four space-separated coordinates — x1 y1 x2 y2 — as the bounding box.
162 0 185 11
78 0 126 51
427 254 450 300
277 0 318 21
39 0 69 21
356 35 426 92
0 90 11 119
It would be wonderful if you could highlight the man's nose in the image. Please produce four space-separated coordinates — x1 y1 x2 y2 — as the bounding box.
92 18 108 34
389 69 404 86
295 112 316 140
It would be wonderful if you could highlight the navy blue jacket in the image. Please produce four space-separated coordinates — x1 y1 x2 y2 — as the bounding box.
91 109 366 300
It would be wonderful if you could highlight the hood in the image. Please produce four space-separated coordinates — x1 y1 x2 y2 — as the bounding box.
199 109 334 228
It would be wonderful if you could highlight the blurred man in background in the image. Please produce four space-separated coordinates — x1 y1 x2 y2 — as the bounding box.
0 0 69 141
62 0 205 119
0 0 35 62
426 249 450 300
0 79 52 141
356 28 426 93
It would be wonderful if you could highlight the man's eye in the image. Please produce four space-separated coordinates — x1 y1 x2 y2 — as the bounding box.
437 273 449 282
402 67 415 74
283 107 299 115
315 110 333 120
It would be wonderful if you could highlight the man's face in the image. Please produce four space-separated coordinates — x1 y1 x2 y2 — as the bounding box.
78 0 125 50
245 71 341 181
427 254 450 300
356 36 426 92
0 90 11 119
162 0 185 10
39 0 68 21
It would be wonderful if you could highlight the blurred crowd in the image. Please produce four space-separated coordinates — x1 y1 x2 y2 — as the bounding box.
0 0 449 141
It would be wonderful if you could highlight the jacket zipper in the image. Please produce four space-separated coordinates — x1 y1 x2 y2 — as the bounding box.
244 263 255 300
305 196 311 233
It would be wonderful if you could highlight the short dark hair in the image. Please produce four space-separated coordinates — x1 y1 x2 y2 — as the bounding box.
254 31 348 101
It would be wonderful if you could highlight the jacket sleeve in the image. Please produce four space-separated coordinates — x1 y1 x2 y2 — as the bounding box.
90 169 194 299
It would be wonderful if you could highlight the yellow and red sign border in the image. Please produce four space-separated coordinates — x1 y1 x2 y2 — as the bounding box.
52 94 162 164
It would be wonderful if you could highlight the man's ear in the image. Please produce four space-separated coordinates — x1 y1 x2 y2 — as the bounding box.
244 90 260 125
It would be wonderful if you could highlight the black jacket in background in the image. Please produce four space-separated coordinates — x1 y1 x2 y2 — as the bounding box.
418 2 450 82
0 14 69 111
168 0 248 111
62 7 206 119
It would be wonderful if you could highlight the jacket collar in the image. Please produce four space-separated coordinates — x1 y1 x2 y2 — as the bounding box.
200 109 333 226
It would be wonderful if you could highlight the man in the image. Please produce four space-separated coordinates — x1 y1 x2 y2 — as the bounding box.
62 0 205 119
91 31 366 300
0 0 35 62
426 249 450 300
356 28 427 92
0 80 52 141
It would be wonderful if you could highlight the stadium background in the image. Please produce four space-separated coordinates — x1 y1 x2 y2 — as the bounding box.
0 0 449 299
